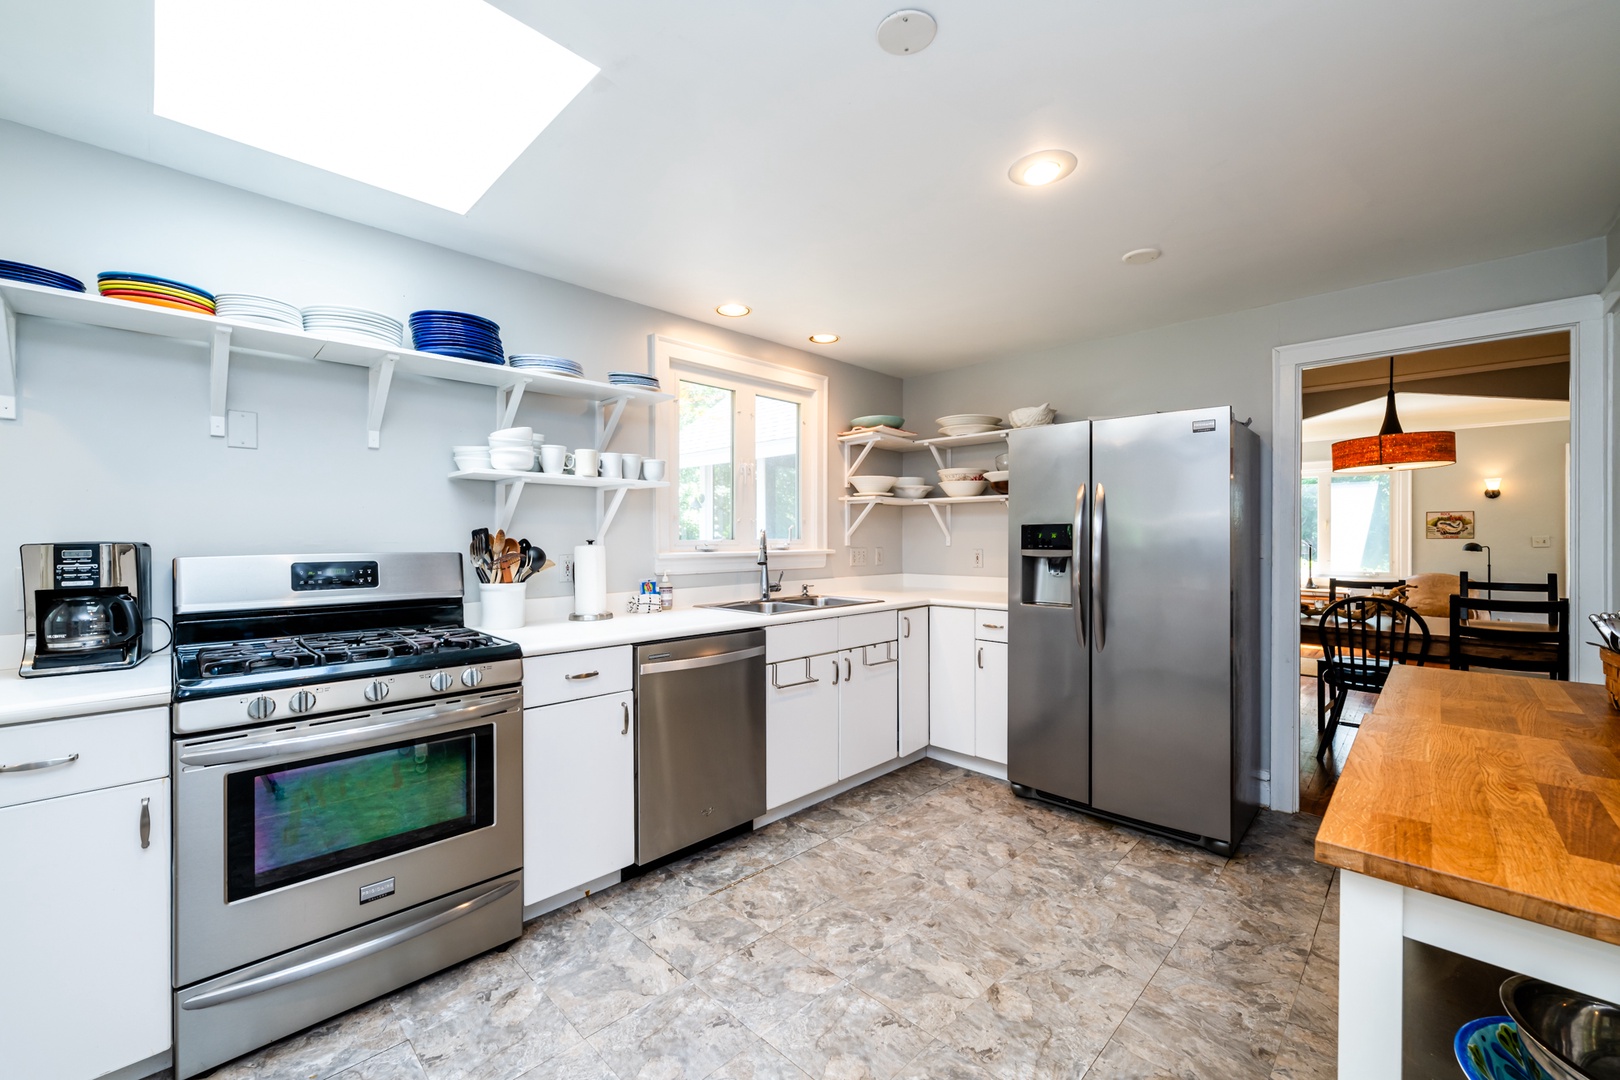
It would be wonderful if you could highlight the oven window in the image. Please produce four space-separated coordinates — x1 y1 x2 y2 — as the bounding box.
225 725 494 901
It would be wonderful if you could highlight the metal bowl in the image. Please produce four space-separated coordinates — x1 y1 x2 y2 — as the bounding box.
1503 975 1620 1080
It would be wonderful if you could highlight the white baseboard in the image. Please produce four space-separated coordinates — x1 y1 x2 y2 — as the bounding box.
754 749 929 826
522 870 621 921
925 746 1008 781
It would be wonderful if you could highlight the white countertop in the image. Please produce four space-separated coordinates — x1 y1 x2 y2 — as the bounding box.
0 635 172 727
0 587 1008 723
473 587 1008 658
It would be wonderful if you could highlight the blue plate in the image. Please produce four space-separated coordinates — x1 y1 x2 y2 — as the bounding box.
409 309 499 332
0 266 87 292
418 344 504 364
1455 1017 1555 1080
413 333 503 348
97 271 214 301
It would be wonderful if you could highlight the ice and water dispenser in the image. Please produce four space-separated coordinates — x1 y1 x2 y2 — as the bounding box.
1019 523 1073 607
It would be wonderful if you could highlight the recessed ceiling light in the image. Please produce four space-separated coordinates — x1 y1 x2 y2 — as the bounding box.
716 303 751 318
152 0 599 214
808 334 840 345
1008 150 1078 187
1121 247 1162 264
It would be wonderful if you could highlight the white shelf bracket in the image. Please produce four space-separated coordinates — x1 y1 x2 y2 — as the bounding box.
366 353 398 449
493 479 524 533
497 380 528 430
594 397 629 452
926 503 953 545
928 444 947 469
0 295 16 420
208 325 232 437
844 499 880 544
844 440 877 485
595 486 630 543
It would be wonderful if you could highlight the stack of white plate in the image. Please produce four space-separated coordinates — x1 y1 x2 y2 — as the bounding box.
215 294 301 328
936 413 1005 436
509 354 583 378
301 305 405 348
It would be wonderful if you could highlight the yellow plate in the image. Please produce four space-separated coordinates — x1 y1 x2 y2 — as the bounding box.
98 279 212 304
101 292 216 314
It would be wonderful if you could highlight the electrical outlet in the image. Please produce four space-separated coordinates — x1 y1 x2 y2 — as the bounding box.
875 547 884 566
850 547 868 566
972 548 984 569
1531 535 1552 548
226 410 258 449
563 559 575 581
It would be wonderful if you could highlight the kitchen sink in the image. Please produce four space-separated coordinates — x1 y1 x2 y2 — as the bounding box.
701 595 881 615
785 595 880 608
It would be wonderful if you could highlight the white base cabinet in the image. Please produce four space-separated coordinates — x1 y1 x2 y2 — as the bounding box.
523 690 635 905
974 640 1009 764
838 642 899 778
927 606 1009 764
0 777 171 1080
766 653 840 808
898 609 929 756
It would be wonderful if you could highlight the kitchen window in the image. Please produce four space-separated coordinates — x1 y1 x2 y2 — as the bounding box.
653 336 828 572
1301 463 1411 583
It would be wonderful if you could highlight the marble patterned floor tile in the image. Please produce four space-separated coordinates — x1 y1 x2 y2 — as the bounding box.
511 1040 620 1080
891 1041 1000 1080
523 910 687 1036
848 932 995 1034
774 898 912 978
1084 1038 1194 1079
588 982 760 1080
1091 860 1215 939
706 1040 815 1080
201 994 407 1080
713 857 837 932
594 866 712 930
763 984 933 1080
694 935 846 1035
790 799 873 839
1111 965 1287 1080
330 1042 428 1080
636 892 768 976
406 975 584 1080
912 898 1038 984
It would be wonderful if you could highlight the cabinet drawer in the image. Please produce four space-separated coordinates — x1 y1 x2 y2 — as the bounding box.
974 609 1009 642
522 646 632 707
768 619 839 663
0 707 168 809
839 610 899 650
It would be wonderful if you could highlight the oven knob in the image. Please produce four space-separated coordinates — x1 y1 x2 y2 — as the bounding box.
246 695 276 720
461 667 483 687
363 679 390 703
429 671 454 692
288 690 318 713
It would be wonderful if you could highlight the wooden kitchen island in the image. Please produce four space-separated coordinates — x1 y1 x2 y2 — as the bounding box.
1316 665 1620 1078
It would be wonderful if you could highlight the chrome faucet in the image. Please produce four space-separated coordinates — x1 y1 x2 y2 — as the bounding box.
758 530 783 600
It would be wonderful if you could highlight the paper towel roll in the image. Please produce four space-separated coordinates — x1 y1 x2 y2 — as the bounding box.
572 543 608 617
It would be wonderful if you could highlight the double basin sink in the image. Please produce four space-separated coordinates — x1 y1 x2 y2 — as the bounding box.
700 595 880 616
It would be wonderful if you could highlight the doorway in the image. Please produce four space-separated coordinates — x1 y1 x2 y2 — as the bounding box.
1268 296 1609 815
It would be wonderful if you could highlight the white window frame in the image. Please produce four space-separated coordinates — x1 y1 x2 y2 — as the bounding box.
650 335 829 574
1300 462 1412 581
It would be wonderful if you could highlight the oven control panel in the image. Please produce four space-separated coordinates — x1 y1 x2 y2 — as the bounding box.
291 561 379 591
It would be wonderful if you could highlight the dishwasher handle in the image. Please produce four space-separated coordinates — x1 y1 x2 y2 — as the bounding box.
639 645 765 676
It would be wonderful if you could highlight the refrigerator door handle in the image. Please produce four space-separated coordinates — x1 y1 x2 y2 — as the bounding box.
1072 482 1087 649
1092 482 1106 651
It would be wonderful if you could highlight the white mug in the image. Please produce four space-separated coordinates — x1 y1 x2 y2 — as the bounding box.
539 444 567 474
599 452 623 479
568 448 601 477
622 453 644 480
641 458 667 482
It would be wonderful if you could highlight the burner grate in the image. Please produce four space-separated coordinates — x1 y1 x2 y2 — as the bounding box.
188 625 510 681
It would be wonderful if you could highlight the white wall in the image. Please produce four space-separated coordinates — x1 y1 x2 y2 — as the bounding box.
0 121 904 620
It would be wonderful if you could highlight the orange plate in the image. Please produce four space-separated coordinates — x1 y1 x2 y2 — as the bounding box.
98 280 213 305
99 290 216 314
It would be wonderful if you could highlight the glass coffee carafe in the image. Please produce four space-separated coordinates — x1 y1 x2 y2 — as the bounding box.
41 593 142 652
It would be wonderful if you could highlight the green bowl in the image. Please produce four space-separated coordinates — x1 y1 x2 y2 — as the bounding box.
851 415 903 429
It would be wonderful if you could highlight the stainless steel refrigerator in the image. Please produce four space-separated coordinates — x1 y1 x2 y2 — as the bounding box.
1007 408 1262 854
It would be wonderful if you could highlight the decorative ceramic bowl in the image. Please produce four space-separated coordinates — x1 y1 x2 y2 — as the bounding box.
851 415 904 429
1009 403 1056 427
937 467 984 482
939 479 988 497
1455 1016 1556 1080
849 474 897 495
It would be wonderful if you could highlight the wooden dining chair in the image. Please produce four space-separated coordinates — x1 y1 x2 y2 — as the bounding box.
1316 596 1430 760
1448 594 1570 680
1457 572 1559 621
1326 576 1407 605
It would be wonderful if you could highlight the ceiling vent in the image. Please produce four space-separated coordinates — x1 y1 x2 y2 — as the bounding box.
877 9 937 55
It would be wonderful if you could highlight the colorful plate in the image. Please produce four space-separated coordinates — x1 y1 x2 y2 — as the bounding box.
97 271 214 301
1456 1017 1555 1080
99 280 214 305
100 292 217 314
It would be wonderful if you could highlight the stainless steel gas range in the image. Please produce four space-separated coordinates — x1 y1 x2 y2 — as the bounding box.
168 552 524 1079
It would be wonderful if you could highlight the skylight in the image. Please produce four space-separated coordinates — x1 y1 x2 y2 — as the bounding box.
152 0 599 214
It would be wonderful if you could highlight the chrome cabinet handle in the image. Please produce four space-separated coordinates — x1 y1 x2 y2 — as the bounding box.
978 647 984 669
621 701 630 735
843 657 852 681
981 623 1004 630
861 642 897 666
902 616 910 638
0 753 79 774
565 670 600 681
139 797 151 849
832 657 841 685
770 658 820 689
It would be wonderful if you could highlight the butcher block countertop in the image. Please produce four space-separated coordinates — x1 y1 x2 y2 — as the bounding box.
1316 665 1620 945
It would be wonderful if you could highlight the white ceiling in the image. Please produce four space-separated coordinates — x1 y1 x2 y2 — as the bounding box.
1301 393 1570 444
1 1 1618 376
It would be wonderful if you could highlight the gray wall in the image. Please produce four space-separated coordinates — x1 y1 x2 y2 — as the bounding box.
0 120 903 620
901 238 1608 581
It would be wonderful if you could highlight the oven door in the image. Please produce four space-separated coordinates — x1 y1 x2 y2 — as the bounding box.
174 688 521 987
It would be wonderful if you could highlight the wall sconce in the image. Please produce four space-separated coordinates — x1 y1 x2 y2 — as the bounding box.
1483 477 1502 499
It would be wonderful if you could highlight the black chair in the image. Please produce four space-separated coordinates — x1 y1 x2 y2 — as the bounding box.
1449 594 1570 680
1317 596 1431 760
1327 576 1407 605
1457 571 1559 619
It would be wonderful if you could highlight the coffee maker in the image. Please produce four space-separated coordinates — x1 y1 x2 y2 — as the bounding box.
20 543 153 677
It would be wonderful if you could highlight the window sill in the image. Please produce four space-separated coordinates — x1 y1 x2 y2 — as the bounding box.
657 549 832 575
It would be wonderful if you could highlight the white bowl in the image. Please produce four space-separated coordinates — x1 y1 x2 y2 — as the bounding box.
939 424 1004 436
489 426 533 442
453 456 492 472
937 467 984 482
939 479 988 497
937 414 1003 427
489 448 535 472
849 474 897 495
1008 404 1056 427
984 470 1010 482
893 485 932 499
452 444 490 454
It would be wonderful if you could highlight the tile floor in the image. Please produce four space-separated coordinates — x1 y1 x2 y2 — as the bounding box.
196 759 1338 1080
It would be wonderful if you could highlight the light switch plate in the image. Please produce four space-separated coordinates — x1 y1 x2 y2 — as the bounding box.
227 410 258 449
1531 535 1552 548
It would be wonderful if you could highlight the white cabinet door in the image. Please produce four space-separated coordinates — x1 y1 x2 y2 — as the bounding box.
975 641 1009 765
839 643 898 779
929 606 976 755
523 691 635 905
766 653 840 809
898 609 929 756
0 778 171 1080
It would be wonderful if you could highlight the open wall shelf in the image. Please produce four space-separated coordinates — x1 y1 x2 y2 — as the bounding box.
449 469 667 539
838 427 1010 545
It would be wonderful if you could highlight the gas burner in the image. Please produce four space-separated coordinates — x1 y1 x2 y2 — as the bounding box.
186 625 514 682
196 639 321 678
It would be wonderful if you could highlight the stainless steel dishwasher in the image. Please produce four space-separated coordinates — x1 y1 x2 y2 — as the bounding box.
634 629 766 864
